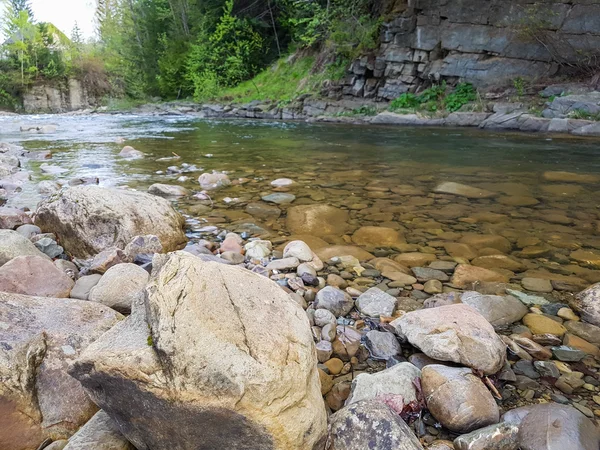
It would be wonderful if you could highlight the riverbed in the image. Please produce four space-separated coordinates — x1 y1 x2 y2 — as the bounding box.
3 113 600 282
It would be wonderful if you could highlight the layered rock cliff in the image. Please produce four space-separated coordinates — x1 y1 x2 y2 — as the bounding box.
332 0 600 100
22 78 99 113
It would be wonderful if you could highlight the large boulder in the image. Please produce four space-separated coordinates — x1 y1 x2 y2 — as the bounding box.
421 365 499 433
69 252 327 450
34 186 187 258
0 292 122 450
0 229 49 266
286 205 349 237
390 304 506 374
0 255 74 297
88 263 149 314
326 400 423 450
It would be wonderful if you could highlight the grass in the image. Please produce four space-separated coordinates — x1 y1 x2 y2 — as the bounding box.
568 109 600 121
215 55 346 105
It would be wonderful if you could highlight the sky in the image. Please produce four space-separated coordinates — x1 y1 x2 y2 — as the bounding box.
30 0 97 39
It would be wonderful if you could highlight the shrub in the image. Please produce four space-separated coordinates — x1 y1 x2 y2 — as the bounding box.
390 93 420 110
444 83 477 112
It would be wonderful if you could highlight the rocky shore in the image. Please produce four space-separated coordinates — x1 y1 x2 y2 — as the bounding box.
2 134 600 450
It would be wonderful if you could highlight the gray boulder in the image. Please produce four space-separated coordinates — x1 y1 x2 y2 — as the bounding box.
69 252 327 450
0 292 122 450
346 362 421 405
356 287 397 317
35 186 187 258
71 274 103 301
460 291 528 328
327 400 423 450
314 286 354 317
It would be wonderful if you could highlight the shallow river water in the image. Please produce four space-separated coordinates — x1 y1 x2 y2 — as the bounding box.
3 113 600 285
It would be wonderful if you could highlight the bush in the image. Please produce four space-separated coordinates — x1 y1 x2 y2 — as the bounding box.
390 93 420 110
444 83 477 112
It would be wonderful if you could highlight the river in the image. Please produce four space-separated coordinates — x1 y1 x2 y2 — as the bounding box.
2 113 600 278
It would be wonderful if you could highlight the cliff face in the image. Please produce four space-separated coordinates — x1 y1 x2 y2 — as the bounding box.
22 78 99 113
333 0 600 100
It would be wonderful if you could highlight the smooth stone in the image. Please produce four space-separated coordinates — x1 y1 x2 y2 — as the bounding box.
63 410 134 450
434 182 497 199
70 274 103 300
314 309 336 328
394 253 437 268
391 304 506 374
346 362 421 405
459 234 511 253
0 255 74 297
453 422 519 450
471 255 524 272
286 204 349 237
124 235 163 259
552 345 586 362
571 283 600 327
522 314 567 336
244 240 272 259
444 243 478 260
316 340 333 363
119 146 144 158
564 320 600 345
460 291 528 328
15 224 41 239
314 286 355 317
315 245 374 261
332 325 362 361
517 403 600 450
327 400 424 450
507 289 550 306
364 330 401 360
451 264 509 288
522 277 553 293
0 229 49 266
245 202 281 219
88 263 150 314
355 287 397 317
34 237 64 258
283 240 313 262
261 193 296 204
533 361 560 378
423 280 443 294
270 178 294 187
266 257 300 271
411 267 449 282
198 171 231 190
543 171 599 184
148 183 189 197
89 247 130 274
422 365 499 433
351 226 405 249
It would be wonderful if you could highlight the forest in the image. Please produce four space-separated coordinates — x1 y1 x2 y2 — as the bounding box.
0 0 384 108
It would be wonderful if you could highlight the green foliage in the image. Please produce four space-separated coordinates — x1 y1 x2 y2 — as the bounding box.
444 83 477 112
513 77 527 97
336 104 377 117
390 82 478 114
568 109 600 121
390 93 420 110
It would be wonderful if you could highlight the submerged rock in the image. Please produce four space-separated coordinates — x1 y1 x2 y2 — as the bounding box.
118 146 144 159
434 182 497 199
286 204 349 237
35 186 187 258
390 304 506 374
327 400 423 450
69 252 327 450
0 292 122 450
147 183 189 197
198 171 231 190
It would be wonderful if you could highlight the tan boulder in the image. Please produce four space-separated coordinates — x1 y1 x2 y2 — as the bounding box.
35 186 187 258
523 313 567 336
69 252 327 450
0 229 49 267
0 255 74 297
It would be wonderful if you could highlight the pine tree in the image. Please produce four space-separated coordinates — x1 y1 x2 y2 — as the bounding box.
7 0 33 19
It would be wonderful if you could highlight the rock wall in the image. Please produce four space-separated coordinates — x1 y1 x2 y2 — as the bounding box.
22 78 98 113
331 0 600 100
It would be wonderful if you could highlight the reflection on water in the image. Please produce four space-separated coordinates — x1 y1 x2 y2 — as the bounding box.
3 113 600 284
